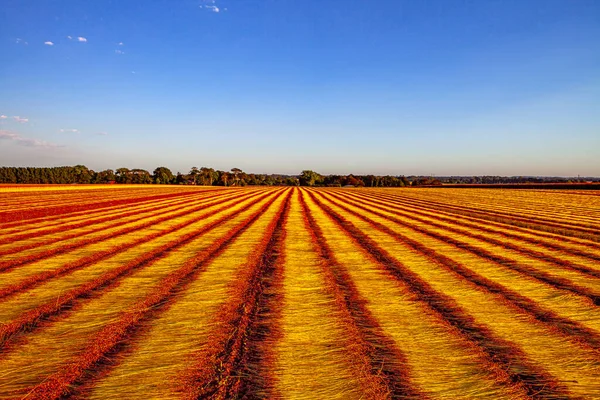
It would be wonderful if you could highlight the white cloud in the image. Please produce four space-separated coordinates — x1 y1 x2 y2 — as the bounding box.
59 128 79 133
77 37 87 42
16 38 28 45
118 42 124 46
13 116 29 123
67 35 73 40
0 115 7 120
115 49 125 55
44 41 54 46
0 130 62 148
200 0 223 12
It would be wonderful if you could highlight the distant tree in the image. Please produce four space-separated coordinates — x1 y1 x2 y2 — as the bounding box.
189 167 200 185
324 175 343 186
379 175 399 187
246 173 258 186
199 167 218 185
0 168 17 183
412 177 442 186
231 168 243 186
130 169 152 184
345 175 365 187
299 170 323 186
285 177 299 186
175 172 188 185
115 168 132 184
94 169 116 183
153 167 174 184
363 175 378 187
264 175 275 186
218 171 231 186
72 165 92 184
239 172 249 186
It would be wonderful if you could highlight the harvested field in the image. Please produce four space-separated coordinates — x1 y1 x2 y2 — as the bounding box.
0 185 599 399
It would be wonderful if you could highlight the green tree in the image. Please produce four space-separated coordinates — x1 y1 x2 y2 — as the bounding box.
189 167 200 185
94 169 116 183
153 167 174 184
175 172 188 185
72 165 92 184
199 167 218 185
299 170 322 186
218 171 231 186
130 169 152 184
231 168 243 186
285 177 299 186
115 168 132 184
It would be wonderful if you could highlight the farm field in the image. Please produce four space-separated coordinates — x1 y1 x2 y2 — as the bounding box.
0 185 599 399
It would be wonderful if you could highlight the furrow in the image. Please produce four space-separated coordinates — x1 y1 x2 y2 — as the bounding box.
0 189 230 247
0 190 160 214
362 188 600 230
180 189 292 399
299 190 423 399
317 190 600 350
17 190 284 400
301 190 529 399
0 190 262 300
345 190 600 263
0 190 280 349
326 190 600 299
0 190 250 274
307 190 578 399
0 189 214 234
368 190 600 242
0 191 282 399
0 189 211 224
78 191 288 400
387 189 600 226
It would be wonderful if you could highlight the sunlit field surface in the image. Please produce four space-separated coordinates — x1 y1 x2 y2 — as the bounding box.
1 185 599 399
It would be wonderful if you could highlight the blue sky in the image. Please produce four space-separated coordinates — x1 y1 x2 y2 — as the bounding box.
1 0 599 176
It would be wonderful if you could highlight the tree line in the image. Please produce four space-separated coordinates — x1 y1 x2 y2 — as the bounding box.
1 165 591 187
0 166 429 187
0 166 299 186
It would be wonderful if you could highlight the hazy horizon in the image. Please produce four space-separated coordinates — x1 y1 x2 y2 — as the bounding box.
1 0 599 176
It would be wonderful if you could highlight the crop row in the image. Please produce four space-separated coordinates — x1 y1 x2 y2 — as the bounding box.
0 186 598 399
